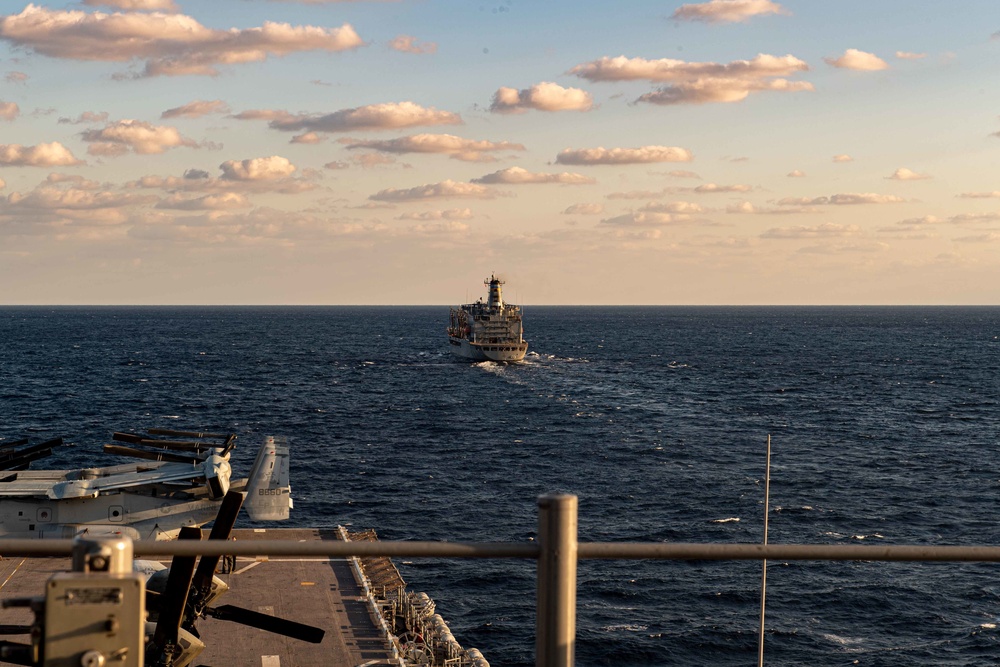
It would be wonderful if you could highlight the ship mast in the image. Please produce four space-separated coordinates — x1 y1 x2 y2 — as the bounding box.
486 274 504 310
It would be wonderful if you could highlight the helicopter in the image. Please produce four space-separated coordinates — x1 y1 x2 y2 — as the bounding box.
0 429 292 540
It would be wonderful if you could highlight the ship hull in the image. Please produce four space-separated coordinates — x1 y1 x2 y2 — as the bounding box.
448 337 527 362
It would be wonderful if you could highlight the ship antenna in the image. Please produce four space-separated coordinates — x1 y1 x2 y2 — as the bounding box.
758 434 772 667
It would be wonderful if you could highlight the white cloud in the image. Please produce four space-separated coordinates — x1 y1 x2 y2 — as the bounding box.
0 5 364 78
555 145 693 165
291 132 324 145
220 156 297 181
0 142 83 167
824 49 889 71
388 35 436 55
0 101 19 121
777 193 905 205
887 167 931 181
266 102 461 133
787 169 805 177
562 203 604 215
640 201 704 214
396 209 473 221
155 192 251 210
369 180 499 202
637 76 812 105
671 0 786 23
832 154 854 162
761 222 863 239
691 183 752 194
895 51 926 60
81 120 197 155
58 111 109 125
82 0 179 10
341 133 523 162
161 100 230 119
471 167 595 185
726 201 819 215
489 82 593 113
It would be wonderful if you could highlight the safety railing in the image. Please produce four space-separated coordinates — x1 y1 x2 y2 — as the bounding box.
6 493 1000 667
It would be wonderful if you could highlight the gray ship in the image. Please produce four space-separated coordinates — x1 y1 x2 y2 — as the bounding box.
447 275 528 362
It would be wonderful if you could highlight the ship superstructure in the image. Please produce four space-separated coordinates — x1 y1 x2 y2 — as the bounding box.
447 275 528 362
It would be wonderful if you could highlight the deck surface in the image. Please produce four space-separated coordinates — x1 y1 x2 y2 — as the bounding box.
0 528 398 667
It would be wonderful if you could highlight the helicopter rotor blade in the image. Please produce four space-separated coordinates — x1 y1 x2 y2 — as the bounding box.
149 526 201 657
191 490 245 602
0 625 30 635
0 641 33 666
147 429 231 440
206 605 326 644
103 444 205 465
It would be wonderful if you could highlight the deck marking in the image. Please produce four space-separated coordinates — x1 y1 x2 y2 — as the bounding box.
261 656 280 667
300 581 316 586
232 561 262 576
0 559 25 592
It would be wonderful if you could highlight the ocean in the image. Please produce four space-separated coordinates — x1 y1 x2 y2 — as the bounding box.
3 306 1000 666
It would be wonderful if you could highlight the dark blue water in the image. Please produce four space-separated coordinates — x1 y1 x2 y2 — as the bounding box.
3 306 1000 666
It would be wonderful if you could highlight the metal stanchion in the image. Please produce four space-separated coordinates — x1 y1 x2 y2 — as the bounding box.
536 494 578 667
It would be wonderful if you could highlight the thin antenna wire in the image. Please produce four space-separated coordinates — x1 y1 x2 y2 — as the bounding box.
758 434 772 667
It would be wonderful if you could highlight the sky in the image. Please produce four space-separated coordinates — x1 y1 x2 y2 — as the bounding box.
1 0 999 305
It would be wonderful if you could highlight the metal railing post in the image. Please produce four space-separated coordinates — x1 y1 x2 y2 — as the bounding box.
536 494 578 667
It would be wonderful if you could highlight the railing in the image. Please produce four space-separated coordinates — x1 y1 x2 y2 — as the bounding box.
6 493 1000 667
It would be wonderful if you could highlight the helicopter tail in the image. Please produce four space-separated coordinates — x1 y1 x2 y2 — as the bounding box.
244 436 292 521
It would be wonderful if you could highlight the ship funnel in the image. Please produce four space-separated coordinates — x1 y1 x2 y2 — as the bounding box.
486 274 504 309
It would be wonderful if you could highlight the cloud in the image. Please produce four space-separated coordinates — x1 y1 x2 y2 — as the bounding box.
668 170 701 179
291 132 324 144
341 133 524 162
388 35 436 55
957 191 1000 199
490 82 593 113
230 109 294 122
58 111 109 125
787 169 805 177
887 167 931 181
671 0 786 23
824 49 889 71
726 201 819 215
82 0 180 10
0 101 18 121
570 53 811 105
690 183 752 194
352 153 395 168
555 145 693 165
895 51 926 60
471 167 595 185
954 232 1000 244
155 192 251 210
0 5 364 78
80 119 196 155
761 222 863 239
369 180 499 202
562 203 604 215
777 193 905 206
832 154 853 162
0 185 157 228
265 102 461 133
396 209 473 221
5 71 27 84
161 99 230 119
600 212 694 227
220 156 297 181
0 142 83 167
640 201 704 214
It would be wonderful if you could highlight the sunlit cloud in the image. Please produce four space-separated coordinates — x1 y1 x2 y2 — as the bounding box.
352 153 396 168
832 154 854 162
787 169 805 177
957 191 1000 199
668 170 701 179
0 142 83 167
895 51 926 60
46 173 103 190
265 102 461 133
161 100 230 119
388 35 436 54
0 184 156 228
0 101 18 121
291 132 324 144
689 183 752 194
0 5 364 78
562 203 605 215
726 201 820 215
489 82 593 113
5 71 27 84
81 119 197 155
954 232 1000 243
341 133 524 162
220 156 297 180
155 192 251 210
761 222 863 239
671 0 786 23
58 111 109 125
471 167 594 185
640 201 704 214
887 167 931 181
82 0 180 10
600 211 696 226
777 193 905 205
396 209 473 221
824 49 889 71
555 145 693 165
637 76 812 105
369 180 499 202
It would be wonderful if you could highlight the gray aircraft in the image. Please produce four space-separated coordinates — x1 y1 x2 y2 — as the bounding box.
0 429 292 540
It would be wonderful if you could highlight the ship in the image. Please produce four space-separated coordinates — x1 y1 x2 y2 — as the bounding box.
447 274 528 362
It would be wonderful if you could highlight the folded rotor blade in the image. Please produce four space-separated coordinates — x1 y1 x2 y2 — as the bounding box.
147 429 231 440
103 444 205 465
113 432 212 452
0 439 29 453
0 641 33 666
206 605 325 644
191 491 245 600
150 526 201 652
0 625 30 635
